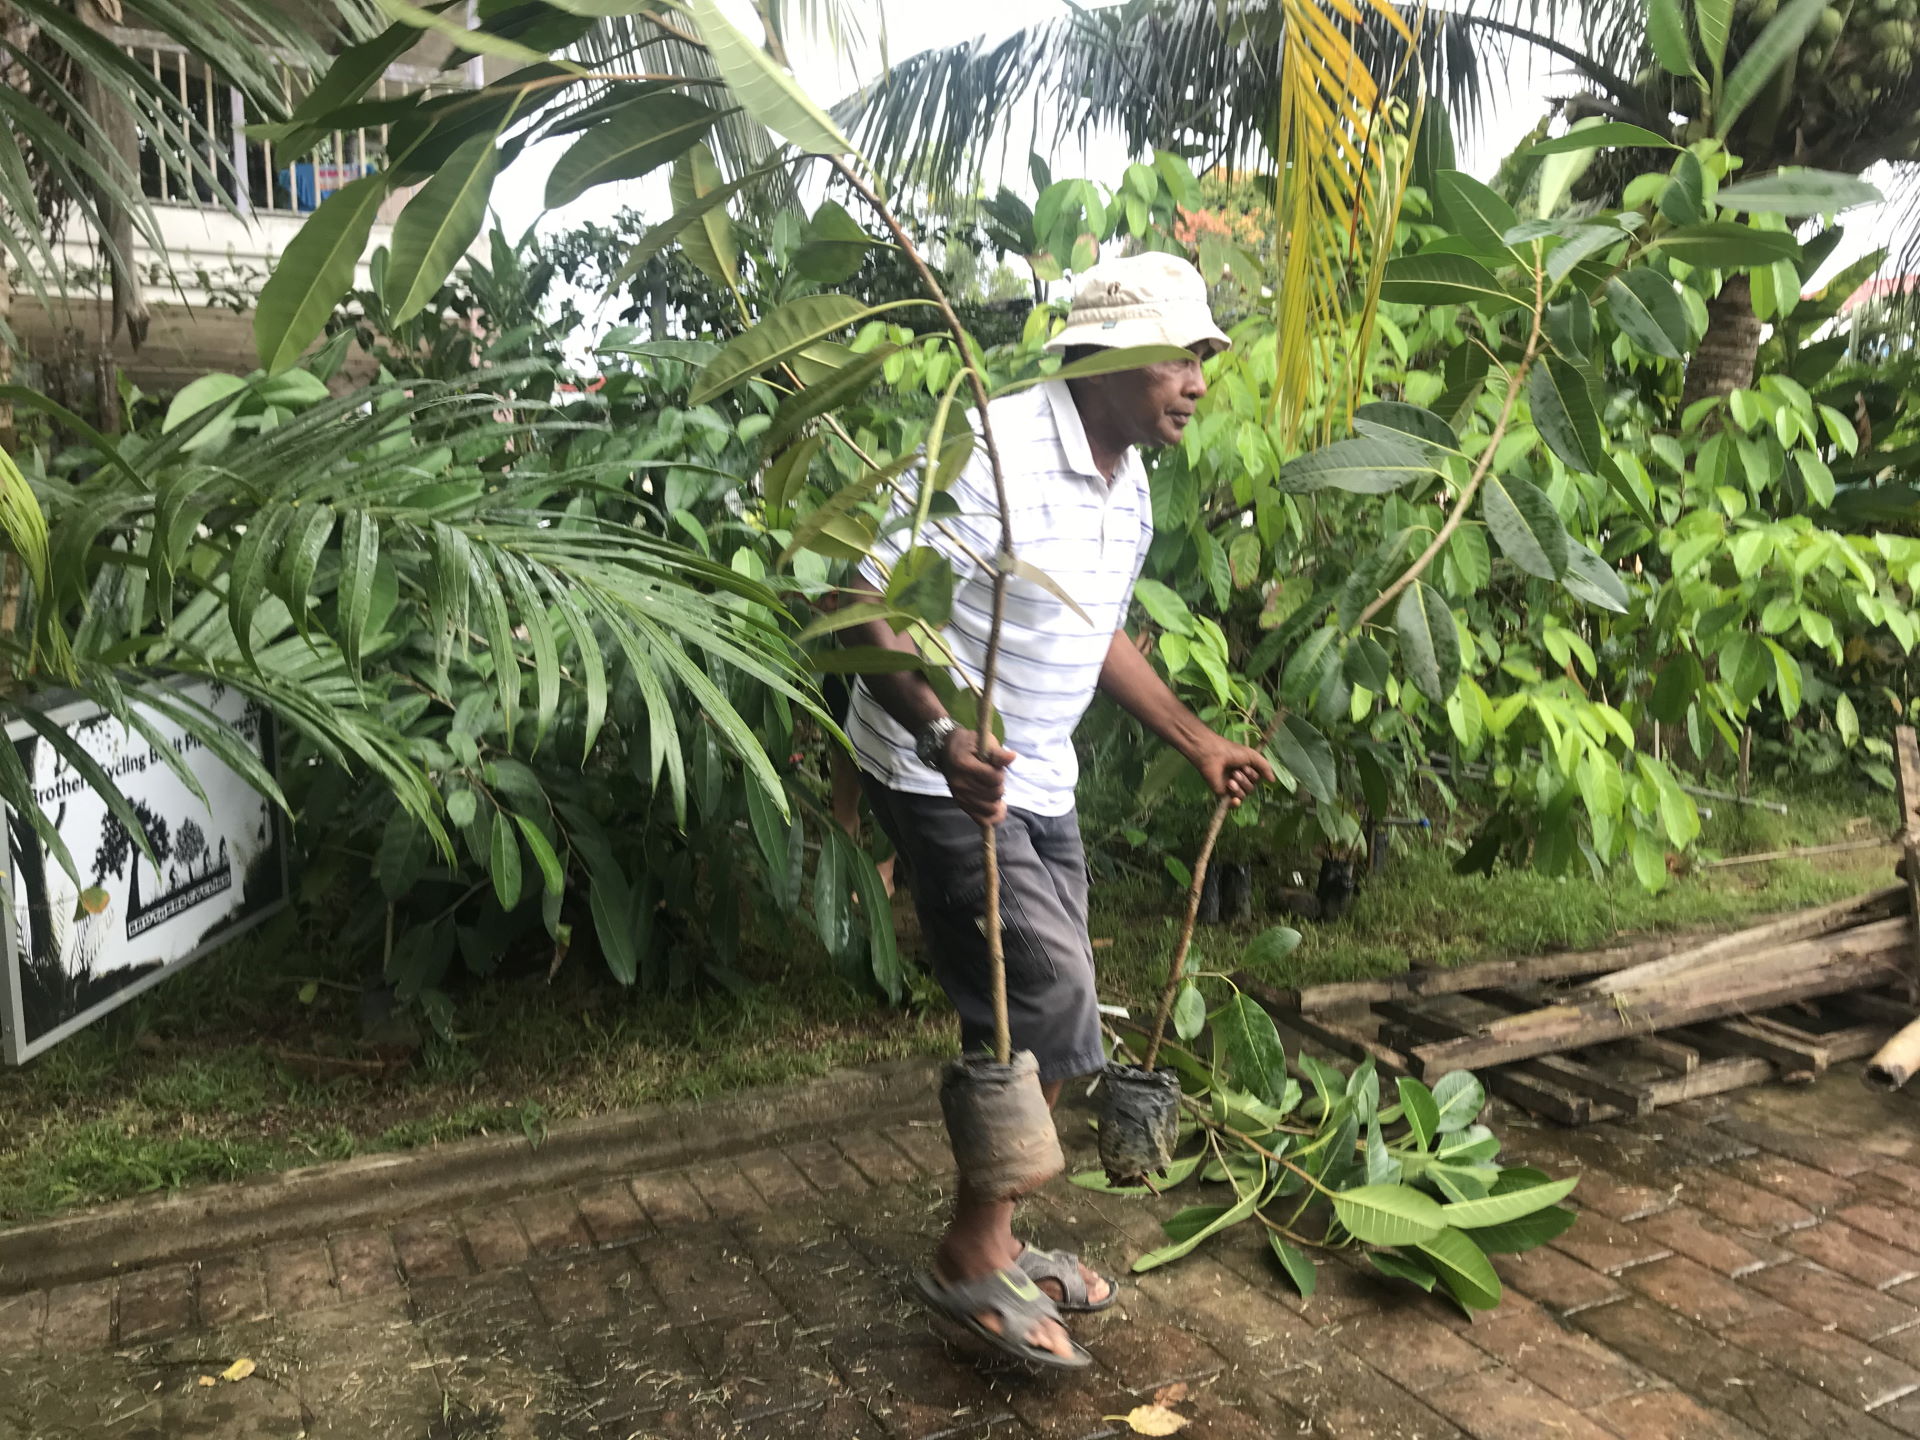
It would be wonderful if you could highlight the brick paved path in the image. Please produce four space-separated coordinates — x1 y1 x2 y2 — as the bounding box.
5 1068 1920 1438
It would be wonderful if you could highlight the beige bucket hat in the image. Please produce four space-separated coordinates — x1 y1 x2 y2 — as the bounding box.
1044 252 1232 356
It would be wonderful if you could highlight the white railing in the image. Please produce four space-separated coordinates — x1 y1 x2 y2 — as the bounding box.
114 30 466 220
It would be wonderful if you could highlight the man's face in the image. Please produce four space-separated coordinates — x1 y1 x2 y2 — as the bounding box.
1106 349 1210 449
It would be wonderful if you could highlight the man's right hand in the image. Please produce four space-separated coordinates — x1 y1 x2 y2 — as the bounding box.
938 728 1018 826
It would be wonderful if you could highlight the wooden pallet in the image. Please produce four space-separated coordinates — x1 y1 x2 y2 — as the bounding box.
1241 970 1915 1127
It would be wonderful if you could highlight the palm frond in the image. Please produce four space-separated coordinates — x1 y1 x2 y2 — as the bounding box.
834 0 1492 200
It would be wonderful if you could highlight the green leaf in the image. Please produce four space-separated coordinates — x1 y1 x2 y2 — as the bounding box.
671 143 739 290
1528 360 1601 474
162 374 249 452
1719 0 1831 136
1352 402 1459 455
886 546 955 628
812 827 856 967
1483 474 1569 579
545 93 718 209
254 173 389 374
371 0 556 64
1524 122 1677 156
694 295 919 405
490 813 523 910
1720 630 1772 703
1413 1227 1503 1312
1661 150 1707 226
1698 0 1733 75
385 133 500 326
686 0 851 154
850 841 903 1002
1133 577 1195 634
1541 224 1628 285
1397 1078 1440 1149
1070 1153 1206 1195
1369 1251 1439 1291
1439 1177 1579 1227
1173 982 1206 1042
1278 437 1433 495
1563 541 1632 614
1395 582 1460 703
1133 1186 1261 1272
761 348 895 461
1607 270 1690 360
1435 169 1519 253
590 873 640 985
227 504 296 664
1648 0 1694 75
1366 1121 1403 1184
515 815 566 898
1431 1071 1485 1132
615 157 782 286
1273 713 1335 805
279 502 336 623
1655 223 1801 268
1268 1233 1318 1297
1346 634 1394 690
793 198 880 283
1245 925 1302 967
1332 1184 1448 1246
1379 253 1523 312
1212 993 1290 1109
1470 1206 1579 1254
1716 170 1883 216
1650 652 1702 724
336 508 379 672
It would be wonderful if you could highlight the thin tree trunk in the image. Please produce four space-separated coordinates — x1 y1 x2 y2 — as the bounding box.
1681 274 1762 408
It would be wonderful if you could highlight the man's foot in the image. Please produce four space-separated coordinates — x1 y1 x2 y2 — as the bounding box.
1016 1244 1114 1311
933 1241 1080 1361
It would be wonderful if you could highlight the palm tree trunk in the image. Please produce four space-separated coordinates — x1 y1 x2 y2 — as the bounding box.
1681 274 1762 408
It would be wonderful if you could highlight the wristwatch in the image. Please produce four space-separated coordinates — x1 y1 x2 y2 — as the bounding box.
915 716 959 771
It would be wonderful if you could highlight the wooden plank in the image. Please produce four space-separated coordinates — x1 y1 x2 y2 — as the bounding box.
1641 1056 1776 1106
1617 1035 1701 1075
1583 888 1907 997
1703 1019 1824 1081
1482 1067 1605 1126
1285 933 1717 1013
1409 918 1911 1079
1517 1056 1655 1118
1898 726 1920 981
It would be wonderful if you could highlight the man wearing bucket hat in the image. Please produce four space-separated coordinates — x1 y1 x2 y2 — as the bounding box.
839 253 1274 1368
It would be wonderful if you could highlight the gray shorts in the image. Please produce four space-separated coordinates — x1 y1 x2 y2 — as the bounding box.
861 778 1104 1084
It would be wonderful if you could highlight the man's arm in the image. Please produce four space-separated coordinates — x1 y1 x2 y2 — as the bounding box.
1098 629 1275 804
838 581 1017 826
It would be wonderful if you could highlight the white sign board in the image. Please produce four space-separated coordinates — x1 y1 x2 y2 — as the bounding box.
0 680 288 1063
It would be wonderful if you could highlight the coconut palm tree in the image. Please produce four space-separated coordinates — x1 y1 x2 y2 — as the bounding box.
835 0 1919 402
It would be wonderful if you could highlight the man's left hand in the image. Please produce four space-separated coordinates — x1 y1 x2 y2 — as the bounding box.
1192 737 1276 807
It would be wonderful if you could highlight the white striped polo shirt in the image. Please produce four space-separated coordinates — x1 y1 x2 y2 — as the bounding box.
848 379 1151 817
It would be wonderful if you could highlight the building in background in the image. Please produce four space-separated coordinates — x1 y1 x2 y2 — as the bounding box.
12 20 486 397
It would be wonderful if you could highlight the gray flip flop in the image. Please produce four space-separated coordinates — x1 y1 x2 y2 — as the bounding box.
913 1267 1093 1371
1016 1244 1120 1314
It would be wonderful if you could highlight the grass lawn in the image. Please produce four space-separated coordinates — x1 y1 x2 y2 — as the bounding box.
0 778 1897 1225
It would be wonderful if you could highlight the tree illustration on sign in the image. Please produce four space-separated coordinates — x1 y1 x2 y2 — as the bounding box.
175 818 207 881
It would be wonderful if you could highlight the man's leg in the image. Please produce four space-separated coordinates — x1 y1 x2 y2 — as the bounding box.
861 783 1102 1358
